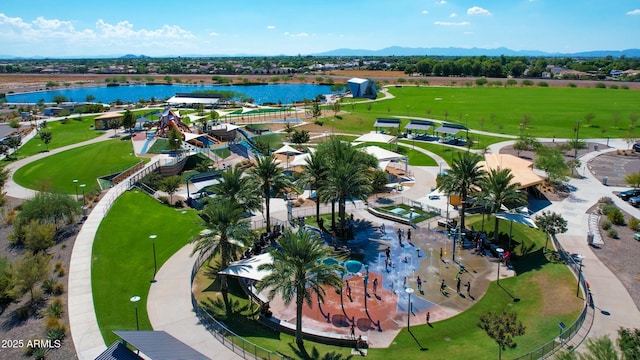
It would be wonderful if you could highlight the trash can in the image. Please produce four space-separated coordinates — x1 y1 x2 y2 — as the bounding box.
587 232 594 245
594 144 599 151
602 176 608 186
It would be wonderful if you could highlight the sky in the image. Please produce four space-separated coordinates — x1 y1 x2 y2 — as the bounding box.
0 0 639 58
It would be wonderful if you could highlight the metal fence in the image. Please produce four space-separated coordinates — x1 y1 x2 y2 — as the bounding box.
190 248 287 360
512 234 594 360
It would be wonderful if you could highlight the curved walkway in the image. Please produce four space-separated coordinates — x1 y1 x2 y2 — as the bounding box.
5 123 640 358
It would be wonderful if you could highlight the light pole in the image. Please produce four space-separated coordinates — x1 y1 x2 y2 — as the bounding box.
79 184 86 206
73 179 79 201
574 120 582 160
130 295 141 330
150 234 157 282
405 287 414 329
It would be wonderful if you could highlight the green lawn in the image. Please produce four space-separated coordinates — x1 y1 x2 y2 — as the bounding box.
399 140 470 167
18 117 105 158
92 191 204 345
365 86 640 138
13 139 145 193
193 215 582 359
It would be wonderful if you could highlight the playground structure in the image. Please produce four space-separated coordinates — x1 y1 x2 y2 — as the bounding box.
256 225 497 348
153 107 221 149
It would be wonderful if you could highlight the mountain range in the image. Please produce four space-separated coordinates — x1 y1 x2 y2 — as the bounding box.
1 46 639 59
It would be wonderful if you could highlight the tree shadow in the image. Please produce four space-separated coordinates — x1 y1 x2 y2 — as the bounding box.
1 299 45 331
288 343 354 360
512 248 552 275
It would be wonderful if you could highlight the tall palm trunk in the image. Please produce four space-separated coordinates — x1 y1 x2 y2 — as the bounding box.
494 216 501 243
221 274 231 316
331 199 336 231
295 285 305 349
339 198 346 238
264 185 271 232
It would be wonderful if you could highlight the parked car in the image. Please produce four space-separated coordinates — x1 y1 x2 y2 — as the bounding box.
618 189 640 200
629 196 640 207
633 143 640 152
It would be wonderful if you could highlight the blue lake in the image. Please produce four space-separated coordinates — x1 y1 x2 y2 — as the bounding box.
6 83 341 105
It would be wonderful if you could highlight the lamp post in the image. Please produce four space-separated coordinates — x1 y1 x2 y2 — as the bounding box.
409 207 414 226
130 295 141 330
465 114 469 148
574 120 582 160
73 179 79 201
79 184 86 206
150 235 157 282
405 287 414 329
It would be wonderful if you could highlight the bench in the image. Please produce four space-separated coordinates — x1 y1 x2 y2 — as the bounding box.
258 315 367 348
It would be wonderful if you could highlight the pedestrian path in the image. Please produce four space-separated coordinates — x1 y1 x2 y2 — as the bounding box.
5 121 640 359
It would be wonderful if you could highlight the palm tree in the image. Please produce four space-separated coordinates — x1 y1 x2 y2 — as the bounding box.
256 228 342 350
191 199 255 315
299 151 328 223
211 165 261 214
250 155 291 232
480 168 527 243
319 138 376 237
437 152 485 230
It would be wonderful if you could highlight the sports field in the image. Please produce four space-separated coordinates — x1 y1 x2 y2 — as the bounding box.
346 86 640 139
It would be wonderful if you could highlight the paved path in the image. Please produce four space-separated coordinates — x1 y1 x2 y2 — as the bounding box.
5 123 640 358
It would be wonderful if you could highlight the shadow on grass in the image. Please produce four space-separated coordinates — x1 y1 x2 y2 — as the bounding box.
512 248 551 275
288 342 354 360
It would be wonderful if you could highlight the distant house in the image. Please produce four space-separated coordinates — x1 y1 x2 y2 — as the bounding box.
43 107 64 117
348 78 377 99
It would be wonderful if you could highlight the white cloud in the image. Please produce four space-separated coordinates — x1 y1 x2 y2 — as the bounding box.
209 32 219 36
267 25 276 29
467 6 492 16
96 20 195 39
289 32 309 38
434 21 470 26
464 31 474 35
421 10 429 14
436 0 446 4
449 13 457 18
626 9 640 15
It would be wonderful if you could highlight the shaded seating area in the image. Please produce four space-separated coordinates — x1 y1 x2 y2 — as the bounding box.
435 123 468 145
373 118 400 133
405 119 436 140
97 331 208 360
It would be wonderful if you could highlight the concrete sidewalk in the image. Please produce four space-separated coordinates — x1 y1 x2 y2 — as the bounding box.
147 244 243 360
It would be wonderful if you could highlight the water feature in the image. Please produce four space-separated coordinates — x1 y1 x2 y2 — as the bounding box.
6 83 341 105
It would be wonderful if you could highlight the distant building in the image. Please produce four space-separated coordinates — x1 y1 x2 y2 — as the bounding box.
347 78 377 99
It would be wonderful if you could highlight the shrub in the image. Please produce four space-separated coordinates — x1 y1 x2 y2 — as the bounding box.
537 81 549 87
51 282 65 295
595 82 606 89
602 220 612 230
628 217 640 232
314 120 324 126
607 209 626 226
42 278 57 295
600 204 617 216
609 84 619 89
158 196 170 205
46 297 64 318
608 228 619 239
598 196 614 205
47 327 66 341
522 79 534 86
621 85 629 90
45 316 64 330
568 82 577 88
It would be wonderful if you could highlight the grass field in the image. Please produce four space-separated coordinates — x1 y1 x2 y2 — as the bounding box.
339 86 640 139
92 191 203 345
17 116 105 158
13 139 144 193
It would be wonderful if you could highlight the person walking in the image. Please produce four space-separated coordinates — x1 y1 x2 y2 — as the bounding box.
407 228 412 241
456 277 461 294
466 280 471 297
416 276 422 291
373 278 379 294
397 228 402 241
385 246 391 259
426 311 430 324
350 323 355 339
440 247 443 260
440 279 446 294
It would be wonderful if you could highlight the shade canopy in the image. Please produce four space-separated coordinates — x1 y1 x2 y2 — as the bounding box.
353 132 395 144
218 253 274 281
435 125 462 135
405 119 434 131
362 145 404 161
374 118 401 128
273 144 302 155
112 331 208 360
480 154 545 189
